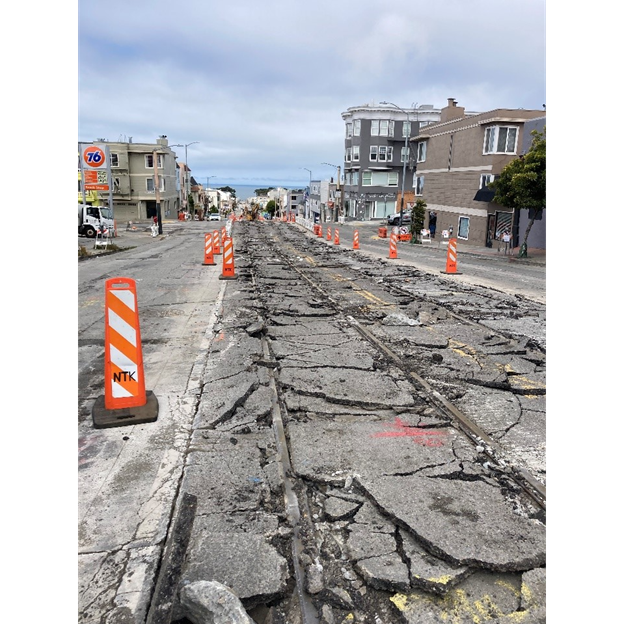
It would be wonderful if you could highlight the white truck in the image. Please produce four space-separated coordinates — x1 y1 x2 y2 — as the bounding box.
78 203 115 238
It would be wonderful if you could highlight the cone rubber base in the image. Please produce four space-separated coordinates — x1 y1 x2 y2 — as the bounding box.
92 390 159 429
441 271 462 275
202 261 216 265
219 274 238 280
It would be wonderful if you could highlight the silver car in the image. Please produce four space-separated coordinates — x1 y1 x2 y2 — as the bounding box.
387 212 411 226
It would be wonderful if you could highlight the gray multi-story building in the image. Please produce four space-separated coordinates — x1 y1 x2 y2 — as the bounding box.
341 103 452 220
79 135 180 222
286 190 305 216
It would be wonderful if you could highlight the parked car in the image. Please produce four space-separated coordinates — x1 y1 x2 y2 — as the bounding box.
209 213 221 221
387 212 412 226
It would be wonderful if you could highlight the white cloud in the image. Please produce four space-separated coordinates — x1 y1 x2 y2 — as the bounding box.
78 0 546 184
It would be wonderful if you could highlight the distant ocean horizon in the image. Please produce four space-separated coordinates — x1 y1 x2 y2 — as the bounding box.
207 183 306 200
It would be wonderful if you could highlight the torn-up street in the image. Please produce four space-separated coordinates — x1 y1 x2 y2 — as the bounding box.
78 219 546 624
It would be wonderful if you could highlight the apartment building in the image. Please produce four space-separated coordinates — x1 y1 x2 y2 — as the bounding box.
412 99 545 248
341 103 454 220
79 135 180 222
286 190 305 216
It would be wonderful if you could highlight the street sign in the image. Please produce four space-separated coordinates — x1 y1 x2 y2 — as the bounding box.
82 145 107 169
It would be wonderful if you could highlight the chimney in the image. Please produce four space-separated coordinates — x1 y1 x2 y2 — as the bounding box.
440 98 465 123
157 135 168 146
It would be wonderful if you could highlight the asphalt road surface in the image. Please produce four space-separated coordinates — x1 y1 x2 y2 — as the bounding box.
78 219 546 624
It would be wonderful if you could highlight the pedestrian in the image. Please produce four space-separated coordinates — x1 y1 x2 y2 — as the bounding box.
428 211 437 238
502 230 511 255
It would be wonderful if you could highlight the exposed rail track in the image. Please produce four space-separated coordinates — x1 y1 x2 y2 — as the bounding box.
248 221 546 512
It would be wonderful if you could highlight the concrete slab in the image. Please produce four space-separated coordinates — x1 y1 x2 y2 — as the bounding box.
359 475 545 571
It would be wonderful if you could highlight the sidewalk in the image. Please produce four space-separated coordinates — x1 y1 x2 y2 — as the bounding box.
332 220 546 267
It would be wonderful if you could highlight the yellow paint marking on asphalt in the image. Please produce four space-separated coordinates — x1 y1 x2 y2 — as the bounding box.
303 255 317 266
390 585 535 622
502 364 546 391
350 284 393 307
80 297 103 309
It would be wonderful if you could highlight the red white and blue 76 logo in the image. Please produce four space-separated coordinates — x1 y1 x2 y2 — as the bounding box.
83 145 106 168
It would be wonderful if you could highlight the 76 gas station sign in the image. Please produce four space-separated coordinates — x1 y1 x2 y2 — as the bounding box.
80 144 111 191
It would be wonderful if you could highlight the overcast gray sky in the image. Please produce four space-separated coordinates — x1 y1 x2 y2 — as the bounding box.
78 0 546 187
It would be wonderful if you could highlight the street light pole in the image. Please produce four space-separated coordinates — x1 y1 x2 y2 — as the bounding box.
322 162 341 223
380 102 412 228
302 168 312 220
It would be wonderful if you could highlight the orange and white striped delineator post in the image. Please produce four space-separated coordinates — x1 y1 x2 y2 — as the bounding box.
219 236 238 280
353 229 360 250
317 223 323 237
92 277 158 428
389 232 398 259
221 225 227 241
327 226 332 241
213 229 221 255
202 232 216 265
441 238 462 274
334 228 340 245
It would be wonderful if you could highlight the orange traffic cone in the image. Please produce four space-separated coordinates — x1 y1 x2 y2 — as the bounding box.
353 229 360 250
334 228 340 245
219 236 238 280
213 229 221 255
202 232 216 265
317 223 323 237
389 232 398 259
92 277 158 428
327 226 331 241
441 238 462 274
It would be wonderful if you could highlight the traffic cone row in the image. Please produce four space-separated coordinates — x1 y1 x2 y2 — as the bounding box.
201 228 238 280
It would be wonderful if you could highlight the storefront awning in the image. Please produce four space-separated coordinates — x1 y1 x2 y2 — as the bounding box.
473 187 495 202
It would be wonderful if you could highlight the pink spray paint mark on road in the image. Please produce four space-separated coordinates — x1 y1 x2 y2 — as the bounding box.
372 417 447 447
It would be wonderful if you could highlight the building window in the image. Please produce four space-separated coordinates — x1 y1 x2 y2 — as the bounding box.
113 177 121 192
362 171 398 187
145 154 164 168
370 146 378 161
378 146 393 162
401 146 409 163
402 121 411 138
346 122 353 138
110 153 119 167
354 120 361 136
416 142 426 163
414 175 424 195
353 171 359 185
345 147 352 162
352 145 360 162
458 216 470 239
483 126 518 154
480 174 496 188
146 177 165 192
371 120 379 136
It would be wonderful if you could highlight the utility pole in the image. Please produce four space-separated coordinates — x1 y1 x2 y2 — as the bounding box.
380 101 413 229
337 165 341 222
322 162 341 222
152 150 163 235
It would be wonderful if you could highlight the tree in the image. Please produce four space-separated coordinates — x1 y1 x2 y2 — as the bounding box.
266 200 276 217
218 186 236 197
491 129 545 257
410 199 426 243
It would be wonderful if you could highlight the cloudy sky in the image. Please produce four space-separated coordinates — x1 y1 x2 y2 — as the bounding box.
78 0 546 187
